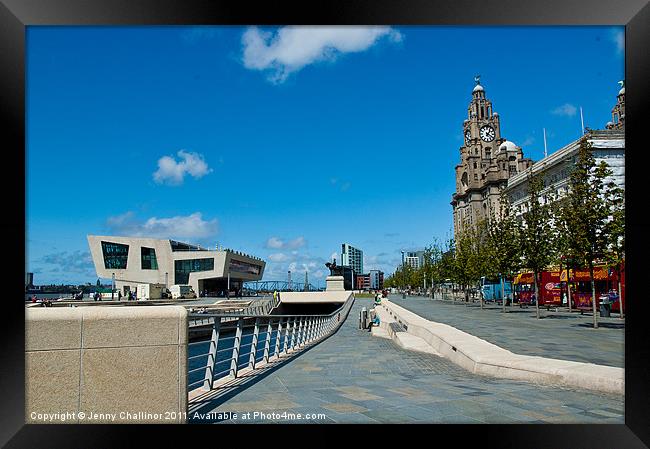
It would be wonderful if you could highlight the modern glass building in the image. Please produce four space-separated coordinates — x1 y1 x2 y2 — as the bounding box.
341 243 363 276
88 235 265 297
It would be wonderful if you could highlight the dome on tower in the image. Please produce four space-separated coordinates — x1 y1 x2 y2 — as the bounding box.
498 140 518 153
493 112 499 117
473 84 484 93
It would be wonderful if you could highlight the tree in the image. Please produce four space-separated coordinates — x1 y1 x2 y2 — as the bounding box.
485 188 521 313
518 167 557 319
454 220 489 303
603 178 625 318
557 137 616 328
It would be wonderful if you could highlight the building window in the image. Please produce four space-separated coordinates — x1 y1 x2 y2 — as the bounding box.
474 174 478 181
141 247 158 270
101 241 129 269
174 258 214 284
170 240 207 251
485 148 491 158
474 162 477 169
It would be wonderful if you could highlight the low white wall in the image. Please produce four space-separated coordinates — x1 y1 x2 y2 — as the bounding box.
380 300 623 395
25 305 188 423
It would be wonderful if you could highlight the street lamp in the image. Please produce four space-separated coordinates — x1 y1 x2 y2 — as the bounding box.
111 273 115 301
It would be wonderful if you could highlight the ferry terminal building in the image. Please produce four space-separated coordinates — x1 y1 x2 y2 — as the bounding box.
87 235 265 297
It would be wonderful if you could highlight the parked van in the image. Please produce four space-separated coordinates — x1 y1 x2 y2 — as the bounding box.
169 284 197 299
480 276 513 302
137 283 167 300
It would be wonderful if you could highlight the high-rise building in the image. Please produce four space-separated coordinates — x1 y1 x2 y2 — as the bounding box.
341 243 363 275
369 270 384 290
450 77 534 240
402 251 425 269
25 272 34 288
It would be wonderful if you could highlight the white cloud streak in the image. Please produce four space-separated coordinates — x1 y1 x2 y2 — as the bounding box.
551 103 577 117
107 211 218 240
241 26 402 83
265 236 306 250
153 150 212 185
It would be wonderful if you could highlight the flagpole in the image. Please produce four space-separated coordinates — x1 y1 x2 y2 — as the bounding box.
543 128 548 158
580 107 585 136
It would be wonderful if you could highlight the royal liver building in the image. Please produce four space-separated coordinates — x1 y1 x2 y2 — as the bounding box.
450 77 533 240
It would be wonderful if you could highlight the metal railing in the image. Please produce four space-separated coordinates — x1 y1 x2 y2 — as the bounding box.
187 295 354 393
188 294 280 320
242 280 319 294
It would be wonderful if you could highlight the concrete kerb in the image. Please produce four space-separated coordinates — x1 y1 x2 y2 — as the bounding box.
376 300 623 395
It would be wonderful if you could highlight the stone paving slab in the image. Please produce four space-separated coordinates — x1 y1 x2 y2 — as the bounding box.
390 295 623 367
189 299 623 424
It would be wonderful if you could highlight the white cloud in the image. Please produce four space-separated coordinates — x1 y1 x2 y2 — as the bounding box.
268 253 289 262
153 150 212 185
241 26 402 83
107 211 218 240
551 103 577 117
265 236 306 250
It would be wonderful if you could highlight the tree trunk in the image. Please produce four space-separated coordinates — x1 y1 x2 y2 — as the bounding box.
618 265 624 319
567 266 573 312
501 276 506 314
590 262 598 329
534 271 540 319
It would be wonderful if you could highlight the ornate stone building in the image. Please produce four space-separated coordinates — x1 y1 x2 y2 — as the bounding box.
606 81 625 130
506 82 625 219
450 77 533 240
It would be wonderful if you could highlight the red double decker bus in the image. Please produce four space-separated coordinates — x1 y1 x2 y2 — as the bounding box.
513 271 562 306
568 264 625 314
513 263 625 313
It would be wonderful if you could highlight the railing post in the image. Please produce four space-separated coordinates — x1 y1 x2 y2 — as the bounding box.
248 317 260 369
283 317 291 354
290 317 298 351
317 317 324 338
274 318 282 358
203 317 221 390
297 316 305 347
308 317 315 342
263 318 273 363
229 317 244 378
304 317 311 345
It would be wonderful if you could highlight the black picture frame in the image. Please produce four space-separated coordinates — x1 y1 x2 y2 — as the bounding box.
2 0 648 447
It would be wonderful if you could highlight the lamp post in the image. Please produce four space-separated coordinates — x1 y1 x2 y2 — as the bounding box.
111 273 115 301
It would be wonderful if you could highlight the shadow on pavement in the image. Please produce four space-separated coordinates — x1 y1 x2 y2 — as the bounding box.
577 322 625 330
187 322 344 423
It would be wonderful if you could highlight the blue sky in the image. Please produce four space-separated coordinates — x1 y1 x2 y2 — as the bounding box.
26 26 624 286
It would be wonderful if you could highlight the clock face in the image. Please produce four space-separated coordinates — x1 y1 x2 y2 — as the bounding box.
480 125 495 142
464 129 471 145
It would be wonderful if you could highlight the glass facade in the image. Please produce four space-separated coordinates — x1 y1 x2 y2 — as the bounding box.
141 247 158 270
174 258 214 284
170 240 208 251
228 259 262 276
101 241 129 269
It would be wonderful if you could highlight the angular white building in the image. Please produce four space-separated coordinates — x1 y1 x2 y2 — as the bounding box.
87 235 265 297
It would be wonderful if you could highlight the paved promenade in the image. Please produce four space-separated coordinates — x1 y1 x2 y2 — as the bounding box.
391 295 624 368
189 299 623 424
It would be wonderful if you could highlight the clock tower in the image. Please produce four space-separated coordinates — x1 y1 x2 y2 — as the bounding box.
451 77 533 240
